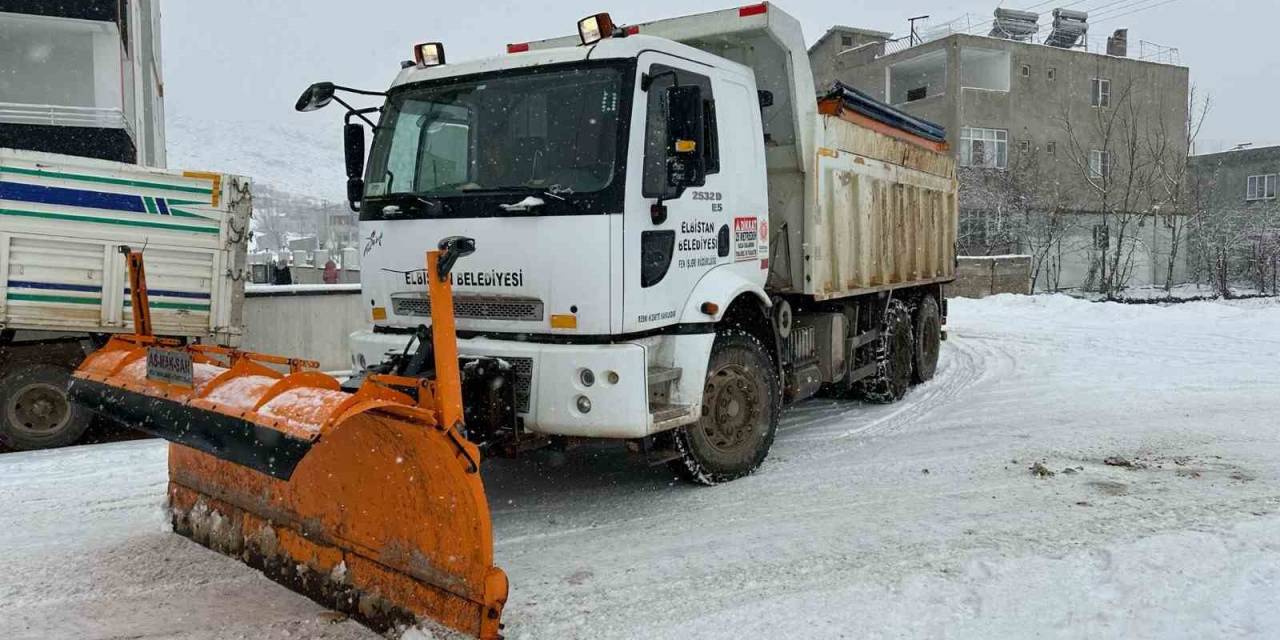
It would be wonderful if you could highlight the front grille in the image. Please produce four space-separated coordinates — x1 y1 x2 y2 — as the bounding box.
506 356 533 413
391 293 544 322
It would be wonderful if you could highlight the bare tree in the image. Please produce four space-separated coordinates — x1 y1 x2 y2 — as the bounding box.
1057 74 1184 298
958 149 1076 291
1144 88 1210 291
1189 171 1280 297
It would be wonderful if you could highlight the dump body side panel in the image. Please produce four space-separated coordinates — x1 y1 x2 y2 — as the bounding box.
807 115 958 300
0 148 249 343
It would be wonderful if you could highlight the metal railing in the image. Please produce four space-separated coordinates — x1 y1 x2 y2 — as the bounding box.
0 103 132 132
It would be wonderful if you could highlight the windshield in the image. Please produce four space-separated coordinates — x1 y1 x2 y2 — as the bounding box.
365 64 626 204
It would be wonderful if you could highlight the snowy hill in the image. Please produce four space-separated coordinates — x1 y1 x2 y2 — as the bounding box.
166 110 346 202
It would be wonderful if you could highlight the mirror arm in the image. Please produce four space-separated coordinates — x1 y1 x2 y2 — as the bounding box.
331 84 386 98
640 69 680 92
333 96 380 129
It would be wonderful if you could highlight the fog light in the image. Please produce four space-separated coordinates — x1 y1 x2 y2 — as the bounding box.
579 369 595 387
576 395 592 413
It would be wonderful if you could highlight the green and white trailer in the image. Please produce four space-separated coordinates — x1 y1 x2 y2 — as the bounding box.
0 148 250 449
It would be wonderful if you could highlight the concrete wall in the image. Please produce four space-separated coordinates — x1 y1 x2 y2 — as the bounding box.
240 285 366 372
949 255 1033 298
1047 213 1189 292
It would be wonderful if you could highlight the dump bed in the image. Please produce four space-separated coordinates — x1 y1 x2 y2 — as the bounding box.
0 149 250 343
807 83 957 299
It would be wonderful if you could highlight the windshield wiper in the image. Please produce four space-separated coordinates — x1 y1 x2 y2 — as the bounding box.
481 184 581 208
368 193 444 218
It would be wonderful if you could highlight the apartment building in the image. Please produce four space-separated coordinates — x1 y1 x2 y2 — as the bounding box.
811 13 1191 292
0 0 165 166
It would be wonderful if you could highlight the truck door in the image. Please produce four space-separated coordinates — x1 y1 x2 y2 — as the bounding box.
623 55 732 334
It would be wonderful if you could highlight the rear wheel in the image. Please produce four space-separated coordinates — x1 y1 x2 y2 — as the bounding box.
670 331 779 485
855 299 915 403
912 296 942 383
0 364 91 450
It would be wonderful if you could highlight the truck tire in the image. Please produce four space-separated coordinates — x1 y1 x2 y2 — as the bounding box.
856 299 915 403
912 296 942 383
0 364 92 450
670 331 779 485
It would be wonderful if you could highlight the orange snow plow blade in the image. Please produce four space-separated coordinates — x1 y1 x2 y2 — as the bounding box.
70 239 507 638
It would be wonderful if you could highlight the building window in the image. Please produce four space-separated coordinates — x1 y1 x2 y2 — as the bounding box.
1021 64 1031 77
1091 78 1111 107
1047 67 1056 81
841 35 853 47
1247 174 1278 201
1019 140 1031 153
1047 141 1057 155
960 127 1008 169
1089 150 1111 179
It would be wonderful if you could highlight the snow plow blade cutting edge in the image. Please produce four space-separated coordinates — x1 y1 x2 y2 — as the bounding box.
70 242 506 639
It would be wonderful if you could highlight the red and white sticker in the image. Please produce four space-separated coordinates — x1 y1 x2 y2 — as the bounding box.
734 216 759 262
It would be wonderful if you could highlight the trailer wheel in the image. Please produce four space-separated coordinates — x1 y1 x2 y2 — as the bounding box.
0 364 91 450
670 331 779 485
856 299 915 403
912 296 942 383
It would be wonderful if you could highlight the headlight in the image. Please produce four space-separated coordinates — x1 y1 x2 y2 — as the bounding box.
579 369 595 387
575 395 592 413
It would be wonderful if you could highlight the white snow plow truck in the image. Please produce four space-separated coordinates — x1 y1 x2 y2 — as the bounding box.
298 2 957 484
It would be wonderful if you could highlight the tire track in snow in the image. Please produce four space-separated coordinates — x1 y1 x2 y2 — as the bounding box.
779 330 1014 447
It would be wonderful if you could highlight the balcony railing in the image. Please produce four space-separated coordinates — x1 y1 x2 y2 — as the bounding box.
0 103 133 135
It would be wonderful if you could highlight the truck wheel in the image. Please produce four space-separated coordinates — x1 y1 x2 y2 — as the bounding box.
856 299 915 403
670 331 779 485
0 364 91 450
912 296 942 383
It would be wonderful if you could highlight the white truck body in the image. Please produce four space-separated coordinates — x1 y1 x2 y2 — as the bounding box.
344 3 956 454
0 148 250 343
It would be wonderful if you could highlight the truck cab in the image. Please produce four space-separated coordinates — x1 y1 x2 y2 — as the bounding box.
349 27 773 439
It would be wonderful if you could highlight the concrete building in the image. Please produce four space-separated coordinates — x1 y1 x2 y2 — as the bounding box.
0 0 165 166
1188 146 1280 292
1190 146 1280 215
807 25 893 92
811 20 1191 293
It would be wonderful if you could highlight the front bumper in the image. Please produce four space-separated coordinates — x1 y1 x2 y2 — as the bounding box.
349 330 652 439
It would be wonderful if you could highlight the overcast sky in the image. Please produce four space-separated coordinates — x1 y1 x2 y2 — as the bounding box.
161 0 1275 178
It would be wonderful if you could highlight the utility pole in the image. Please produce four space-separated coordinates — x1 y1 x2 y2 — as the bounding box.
908 15 929 46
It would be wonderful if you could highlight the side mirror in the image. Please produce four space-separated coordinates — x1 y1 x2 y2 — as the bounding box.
343 123 366 212
344 123 365 179
346 177 364 212
663 85 706 198
295 82 336 112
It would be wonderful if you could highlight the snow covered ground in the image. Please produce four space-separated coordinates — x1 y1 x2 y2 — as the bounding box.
4 294 1280 639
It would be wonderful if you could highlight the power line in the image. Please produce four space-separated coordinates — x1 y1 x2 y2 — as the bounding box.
1095 0 1182 25
1092 0 1182 23
1033 0 1143 26
923 0 1179 43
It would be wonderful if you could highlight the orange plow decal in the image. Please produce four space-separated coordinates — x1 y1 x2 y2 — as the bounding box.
70 240 506 638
